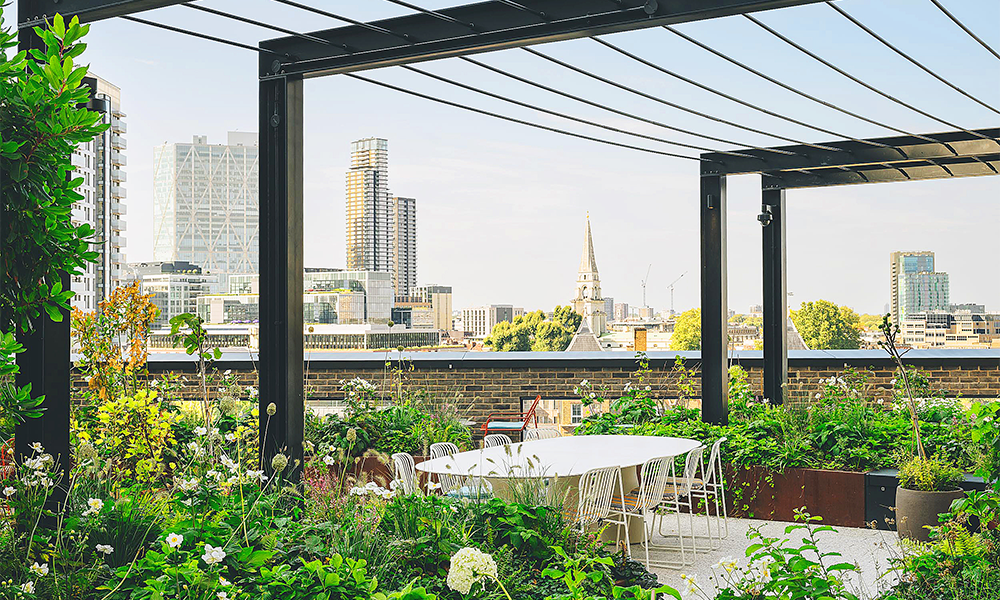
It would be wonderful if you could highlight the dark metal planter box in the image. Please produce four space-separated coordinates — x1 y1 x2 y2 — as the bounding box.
725 466 867 528
865 468 987 531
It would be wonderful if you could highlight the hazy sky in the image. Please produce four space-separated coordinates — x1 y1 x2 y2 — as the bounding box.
6 0 998 315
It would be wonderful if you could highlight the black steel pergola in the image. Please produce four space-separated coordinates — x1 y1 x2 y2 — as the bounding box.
12 0 1000 482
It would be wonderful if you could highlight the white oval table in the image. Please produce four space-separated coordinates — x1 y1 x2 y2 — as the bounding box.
416 435 701 540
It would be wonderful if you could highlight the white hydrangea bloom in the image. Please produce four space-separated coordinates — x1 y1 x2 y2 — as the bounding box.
446 547 497 595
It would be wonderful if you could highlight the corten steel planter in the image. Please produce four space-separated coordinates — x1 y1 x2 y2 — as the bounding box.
312 455 431 488
895 486 966 542
725 465 867 527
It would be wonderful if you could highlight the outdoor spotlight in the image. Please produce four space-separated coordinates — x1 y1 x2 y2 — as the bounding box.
758 206 773 227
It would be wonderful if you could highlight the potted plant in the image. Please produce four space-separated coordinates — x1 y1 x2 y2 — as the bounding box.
895 455 964 541
878 314 965 541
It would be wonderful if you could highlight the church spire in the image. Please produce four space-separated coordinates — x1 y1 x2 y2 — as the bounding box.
579 213 599 274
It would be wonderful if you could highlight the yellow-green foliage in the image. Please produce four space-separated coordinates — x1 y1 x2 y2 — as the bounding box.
86 390 177 483
898 455 962 491
937 524 988 558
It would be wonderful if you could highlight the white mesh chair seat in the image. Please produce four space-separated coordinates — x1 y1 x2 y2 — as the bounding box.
391 452 419 495
652 445 705 568
609 455 676 569
524 428 561 441
429 441 492 499
483 434 512 448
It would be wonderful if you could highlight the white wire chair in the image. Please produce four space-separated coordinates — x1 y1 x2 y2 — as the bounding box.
609 456 675 569
653 445 705 567
429 442 492 499
690 437 729 548
524 428 561 441
567 466 630 552
391 452 419 495
483 433 512 448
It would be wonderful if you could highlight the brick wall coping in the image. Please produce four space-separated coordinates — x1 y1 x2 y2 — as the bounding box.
132 349 1000 372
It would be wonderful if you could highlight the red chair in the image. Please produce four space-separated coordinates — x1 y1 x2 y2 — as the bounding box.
481 395 541 441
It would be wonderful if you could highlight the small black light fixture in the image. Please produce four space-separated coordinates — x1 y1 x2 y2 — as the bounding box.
757 204 773 227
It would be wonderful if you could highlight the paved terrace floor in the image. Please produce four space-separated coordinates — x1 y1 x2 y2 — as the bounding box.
644 516 901 598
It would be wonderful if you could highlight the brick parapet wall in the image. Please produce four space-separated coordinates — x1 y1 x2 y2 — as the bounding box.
74 351 1000 422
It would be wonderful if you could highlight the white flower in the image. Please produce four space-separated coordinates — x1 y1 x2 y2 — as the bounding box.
447 547 498 595
680 573 699 595
20 581 35 593
166 532 184 548
221 454 239 471
30 562 49 576
225 432 237 442
365 481 379 490
224 369 232 376
82 498 104 517
202 543 226 565
217 593 229 600
3 486 14 497
29 442 43 453
96 544 114 555
246 469 266 483
219 576 231 586
323 455 336 466
177 477 200 492
712 555 737 573
207 470 223 482
428 481 442 491
815 393 822 399
349 486 368 496
195 426 208 437
580 379 589 387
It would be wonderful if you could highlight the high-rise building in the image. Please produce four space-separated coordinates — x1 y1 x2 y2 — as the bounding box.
393 196 417 296
898 271 950 319
462 305 516 337
604 297 615 323
571 215 606 336
613 302 629 322
345 138 418 297
70 74 127 311
890 251 951 323
416 284 453 330
125 261 217 328
890 251 935 325
152 132 259 292
346 138 393 274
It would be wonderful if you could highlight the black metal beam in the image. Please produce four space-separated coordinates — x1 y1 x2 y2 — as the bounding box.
761 188 787 405
764 154 1000 189
702 128 1000 177
259 75 304 482
17 0 186 27
700 174 729 425
259 0 825 78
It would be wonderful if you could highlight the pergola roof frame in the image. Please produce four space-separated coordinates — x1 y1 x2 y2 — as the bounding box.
12 0 1000 483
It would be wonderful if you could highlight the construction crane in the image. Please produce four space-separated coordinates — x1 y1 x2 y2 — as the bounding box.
640 264 652 308
667 272 687 315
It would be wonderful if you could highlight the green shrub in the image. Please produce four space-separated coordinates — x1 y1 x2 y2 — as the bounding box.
898 456 963 492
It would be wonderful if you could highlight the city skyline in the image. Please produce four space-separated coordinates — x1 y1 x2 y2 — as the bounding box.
22 0 997 316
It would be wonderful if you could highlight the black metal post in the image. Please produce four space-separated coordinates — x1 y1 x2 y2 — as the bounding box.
258 75 304 482
12 19 71 508
700 174 729 425
761 187 787 404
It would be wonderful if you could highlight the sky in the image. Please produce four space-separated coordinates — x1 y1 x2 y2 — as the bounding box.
5 0 999 316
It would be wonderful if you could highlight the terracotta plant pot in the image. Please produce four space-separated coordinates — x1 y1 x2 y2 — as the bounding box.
895 486 966 542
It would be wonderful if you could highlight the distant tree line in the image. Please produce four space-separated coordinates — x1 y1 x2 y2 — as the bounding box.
485 306 582 352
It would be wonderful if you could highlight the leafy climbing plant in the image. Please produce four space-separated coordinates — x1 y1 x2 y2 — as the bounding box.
0 11 105 333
